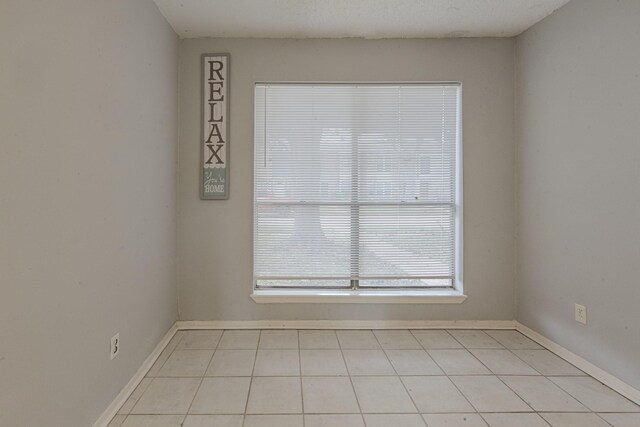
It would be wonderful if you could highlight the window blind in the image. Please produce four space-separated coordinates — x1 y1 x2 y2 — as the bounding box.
254 83 460 289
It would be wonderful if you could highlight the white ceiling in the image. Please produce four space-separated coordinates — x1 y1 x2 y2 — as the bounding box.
153 0 571 39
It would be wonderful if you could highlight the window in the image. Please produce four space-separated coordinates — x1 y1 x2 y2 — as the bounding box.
253 83 462 295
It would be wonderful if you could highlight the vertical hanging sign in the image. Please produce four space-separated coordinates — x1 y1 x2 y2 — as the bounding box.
201 54 229 199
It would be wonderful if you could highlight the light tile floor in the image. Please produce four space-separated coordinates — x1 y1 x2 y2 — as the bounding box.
109 329 640 427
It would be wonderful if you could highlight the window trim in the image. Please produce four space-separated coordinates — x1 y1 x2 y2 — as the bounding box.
250 288 467 304
252 81 464 301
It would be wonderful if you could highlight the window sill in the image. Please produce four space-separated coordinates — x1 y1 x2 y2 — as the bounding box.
250 289 467 304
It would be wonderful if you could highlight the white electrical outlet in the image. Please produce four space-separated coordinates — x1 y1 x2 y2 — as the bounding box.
110 333 120 360
575 304 587 325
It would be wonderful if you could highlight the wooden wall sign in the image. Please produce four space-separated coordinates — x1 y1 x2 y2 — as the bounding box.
201 53 229 199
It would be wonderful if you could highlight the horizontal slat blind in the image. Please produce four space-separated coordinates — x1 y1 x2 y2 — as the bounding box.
254 83 459 288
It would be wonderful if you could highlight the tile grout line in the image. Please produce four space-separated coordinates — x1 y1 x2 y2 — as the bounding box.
593 413 617 427
154 331 185 376
298 330 305 427
383 343 448 402
442 329 466 349
336 330 367 426
549 376 631 416
479 336 598 418
180 330 221 426
447 331 584 425
370 330 421 420
200 331 223 378
408 329 469 351
441 333 543 417
123 331 185 423
498 373 592 415
419 331 480 417
242 330 262 427
117 376 152 416
502 346 547 377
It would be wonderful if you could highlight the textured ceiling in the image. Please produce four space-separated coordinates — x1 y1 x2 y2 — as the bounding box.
153 0 571 39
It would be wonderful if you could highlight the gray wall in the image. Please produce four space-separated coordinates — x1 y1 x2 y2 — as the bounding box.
178 38 516 321
0 1 178 426
516 0 640 390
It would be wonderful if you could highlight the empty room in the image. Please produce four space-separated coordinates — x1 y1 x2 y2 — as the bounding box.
2 0 639 426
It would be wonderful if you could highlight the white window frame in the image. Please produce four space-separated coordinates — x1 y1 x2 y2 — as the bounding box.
251 82 464 303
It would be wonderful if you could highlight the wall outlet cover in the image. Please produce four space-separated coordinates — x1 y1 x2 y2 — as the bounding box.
575 304 587 325
110 333 120 360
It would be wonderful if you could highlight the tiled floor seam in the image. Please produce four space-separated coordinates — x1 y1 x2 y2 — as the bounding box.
241 330 262 427
337 330 367 426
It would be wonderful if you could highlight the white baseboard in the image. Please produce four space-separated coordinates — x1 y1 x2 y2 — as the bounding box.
515 322 640 406
92 323 179 427
176 319 516 330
